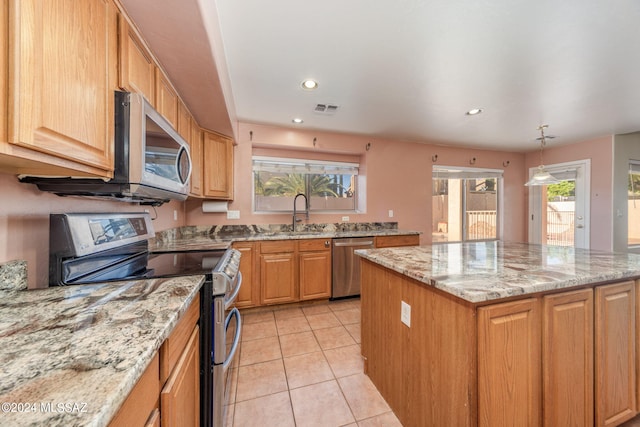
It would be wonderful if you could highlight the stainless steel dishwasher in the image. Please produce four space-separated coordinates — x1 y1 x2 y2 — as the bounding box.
332 237 375 298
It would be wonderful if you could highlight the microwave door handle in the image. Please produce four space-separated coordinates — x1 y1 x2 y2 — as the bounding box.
222 308 242 371
176 145 192 185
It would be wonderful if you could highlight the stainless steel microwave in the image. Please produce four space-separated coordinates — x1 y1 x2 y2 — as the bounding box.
20 91 192 206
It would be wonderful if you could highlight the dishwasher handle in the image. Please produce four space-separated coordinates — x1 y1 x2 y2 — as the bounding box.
333 240 374 248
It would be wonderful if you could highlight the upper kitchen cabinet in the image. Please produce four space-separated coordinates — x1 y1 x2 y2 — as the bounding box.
189 123 203 197
2 0 118 177
201 130 234 200
154 68 178 129
117 12 155 105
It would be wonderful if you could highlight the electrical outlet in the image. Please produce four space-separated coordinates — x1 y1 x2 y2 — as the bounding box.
401 301 411 327
341 216 350 222
173 210 178 221
227 210 240 220
388 209 394 218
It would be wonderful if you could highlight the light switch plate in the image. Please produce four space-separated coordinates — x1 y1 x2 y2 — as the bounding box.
227 210 240 220
401 301 411 327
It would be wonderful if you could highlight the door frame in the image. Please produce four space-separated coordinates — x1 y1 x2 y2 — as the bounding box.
528 159 591 248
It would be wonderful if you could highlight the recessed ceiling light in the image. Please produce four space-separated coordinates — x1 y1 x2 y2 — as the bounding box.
466 108 483 116
292 118 304 124
301 79 318 90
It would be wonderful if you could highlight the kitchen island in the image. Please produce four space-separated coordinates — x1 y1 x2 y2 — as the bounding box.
0 275 203 427
356 241 640 427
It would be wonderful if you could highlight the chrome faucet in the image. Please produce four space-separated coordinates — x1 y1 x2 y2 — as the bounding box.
292 193 309 232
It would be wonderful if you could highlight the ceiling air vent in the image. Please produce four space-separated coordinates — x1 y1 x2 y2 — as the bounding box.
314 104 339 115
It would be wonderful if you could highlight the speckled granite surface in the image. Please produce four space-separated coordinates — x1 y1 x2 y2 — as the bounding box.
0 276 203 427
151 222 420 252
356 241 640 303
0 260 27 291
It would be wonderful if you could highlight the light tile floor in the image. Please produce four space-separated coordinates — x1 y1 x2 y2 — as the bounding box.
225 298 402 427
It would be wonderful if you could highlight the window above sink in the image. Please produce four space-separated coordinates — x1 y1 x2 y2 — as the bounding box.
252 156 360 213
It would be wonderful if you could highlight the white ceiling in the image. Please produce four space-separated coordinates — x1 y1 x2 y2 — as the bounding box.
121 0 640 152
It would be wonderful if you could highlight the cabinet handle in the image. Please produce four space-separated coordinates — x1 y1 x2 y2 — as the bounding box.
325 240 330 248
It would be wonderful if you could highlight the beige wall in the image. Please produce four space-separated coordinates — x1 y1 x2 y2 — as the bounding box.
524 135 614 251
0 172 185 288
186 122 528 244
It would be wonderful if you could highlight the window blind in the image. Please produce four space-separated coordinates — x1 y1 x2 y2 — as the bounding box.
252 156 359 175
432 166 503 179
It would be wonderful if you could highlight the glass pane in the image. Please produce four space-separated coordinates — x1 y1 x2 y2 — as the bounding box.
254 171 355 211
544 181 575 246
432 178 464 241
308 173 355 211
465 178 497 240
629 170 640 246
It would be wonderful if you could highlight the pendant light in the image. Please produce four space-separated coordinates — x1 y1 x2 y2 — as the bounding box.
525 125 560 186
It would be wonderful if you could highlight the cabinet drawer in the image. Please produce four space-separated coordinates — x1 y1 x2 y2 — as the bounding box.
375 234 420 248
160 293 200 383
260 240 295 254
298 238 331 252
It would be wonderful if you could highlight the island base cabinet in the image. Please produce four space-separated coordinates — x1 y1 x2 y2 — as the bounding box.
477 298 541 427
595 281 637 427
542 289 594 427
361 260 476 427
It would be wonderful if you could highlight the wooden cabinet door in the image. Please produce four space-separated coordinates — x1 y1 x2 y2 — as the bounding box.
232 242 258 308
177 100 191 142
595 281 637 427
7 0 116 176
155 68 178 128
117 13 155 104
260 253 296 305
299 250 331 300
189 123 203 197
202 131 234 200
542 289 594 427
477 298 541 427
161 326 200 427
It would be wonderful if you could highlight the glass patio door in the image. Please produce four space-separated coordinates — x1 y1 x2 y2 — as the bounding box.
528 160 590 249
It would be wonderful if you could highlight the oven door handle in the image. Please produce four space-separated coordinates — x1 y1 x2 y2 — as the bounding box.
222 307 242 371
224 272 243 310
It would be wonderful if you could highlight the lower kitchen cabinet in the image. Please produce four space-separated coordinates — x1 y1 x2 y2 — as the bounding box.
595 281 637 427
478 298 541 427
161 326 200 427
108 354 160 427
259 239 332 306
108 294 200 427
542 288 594 427
299 239 332 300
233 241 259 308
260 241 297 305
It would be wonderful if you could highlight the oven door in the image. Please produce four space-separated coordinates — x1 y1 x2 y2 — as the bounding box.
213 306 241 427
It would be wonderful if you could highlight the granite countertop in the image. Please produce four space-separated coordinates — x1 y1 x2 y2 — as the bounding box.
151 226 420 252
356 241 640 303
0 275 204 427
